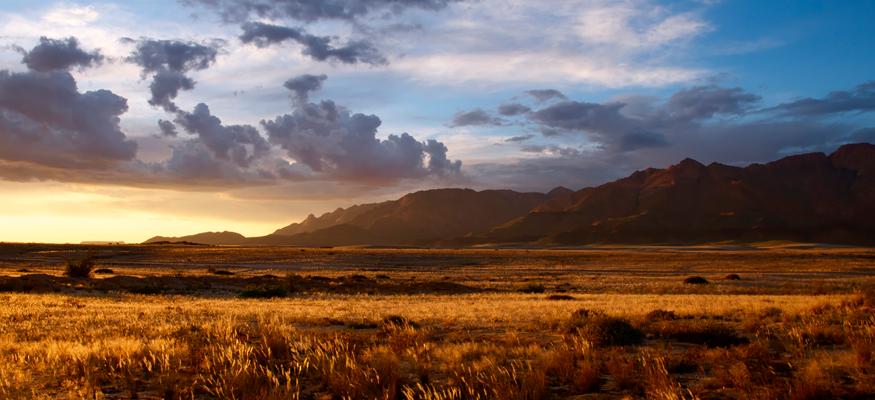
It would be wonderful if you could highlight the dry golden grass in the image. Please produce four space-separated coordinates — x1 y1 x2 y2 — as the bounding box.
0 243 874 399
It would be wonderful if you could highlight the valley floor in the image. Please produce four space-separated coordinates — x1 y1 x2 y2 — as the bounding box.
0 243 874 399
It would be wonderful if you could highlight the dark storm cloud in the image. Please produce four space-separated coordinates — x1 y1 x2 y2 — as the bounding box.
124 38 222 74
180 0 464 24
261 99 462 182
15 37 104 73
497 103 531 116
148 70 196 112
447 108 503 128
174 103 271 168
0 70 137 169
759 81 875 117
524 89 567 103
240 22 388 66
157 119 178 137
124 38 223 112
283 73 328 104
504 134 534 143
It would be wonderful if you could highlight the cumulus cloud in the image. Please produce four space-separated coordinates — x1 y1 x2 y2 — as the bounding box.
14 36 104 72
123 38 223 112
174 103 271 168
0 69 137 171
157 119 177 137
260 77 463 182
239 22 388 66
524 89 567 103
447 108 503 128
283 73 327 104
497 103 531 116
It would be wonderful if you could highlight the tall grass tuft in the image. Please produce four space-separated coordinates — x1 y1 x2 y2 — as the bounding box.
64 248 98 278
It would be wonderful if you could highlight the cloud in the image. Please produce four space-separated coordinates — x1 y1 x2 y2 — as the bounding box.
181 0 464 24
759 81 875 117
524 89 567 103
447 108 503 128
123 38 223 112
174 103 271 168
14 37 104 73
504 134 535 143
527 84 763 152
283 74 328 104
664 84 761 121
0 70 137 169
497 103 531 116
43 5 99 26
157 119 177 137
239 22 388 66
147 70 196 112
845 128 875 144
260 79 463 182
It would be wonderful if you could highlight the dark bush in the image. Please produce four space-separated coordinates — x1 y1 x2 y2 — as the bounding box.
93 268 114 274
645 309 677 321
563 312 643 347
211 269 234 276
516 282 546 293
723 273 741 280
64 249 98 278
547 294 576 300
239 285 287 299
649 320 747 347
683 276 710 284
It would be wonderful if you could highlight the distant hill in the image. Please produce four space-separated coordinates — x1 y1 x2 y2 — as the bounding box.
144 231 246 245
447 143 875 246
246 188 568 246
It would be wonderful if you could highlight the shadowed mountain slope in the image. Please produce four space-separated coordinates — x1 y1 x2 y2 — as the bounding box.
449 143 875 246
144 231 246 245
247 188 565 246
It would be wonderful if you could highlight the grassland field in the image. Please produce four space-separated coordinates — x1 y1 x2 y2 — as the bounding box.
1 242 874 399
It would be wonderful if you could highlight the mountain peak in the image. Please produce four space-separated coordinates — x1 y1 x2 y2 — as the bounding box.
546 186 574 197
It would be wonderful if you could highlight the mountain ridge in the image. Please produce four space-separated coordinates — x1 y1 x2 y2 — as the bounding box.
145 144 875 247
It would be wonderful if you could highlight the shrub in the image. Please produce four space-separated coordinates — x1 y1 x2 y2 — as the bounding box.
547 294 576 300
724 273 742 280
683 276 709 284
516 281 546 293
645 309 677 322
563 312 643 347
93 268 114 274
64 249 98 278
212 269 235 276
239 285 287 299
649 320 747 347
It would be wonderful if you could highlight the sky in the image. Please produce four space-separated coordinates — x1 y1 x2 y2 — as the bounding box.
0 0 873 243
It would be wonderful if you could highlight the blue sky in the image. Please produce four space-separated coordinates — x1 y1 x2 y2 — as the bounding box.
0 0 873 242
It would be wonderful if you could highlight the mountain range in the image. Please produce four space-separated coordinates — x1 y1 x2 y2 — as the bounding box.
145 143 875 247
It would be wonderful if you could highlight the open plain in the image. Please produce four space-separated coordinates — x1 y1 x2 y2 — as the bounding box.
1 243 874 399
